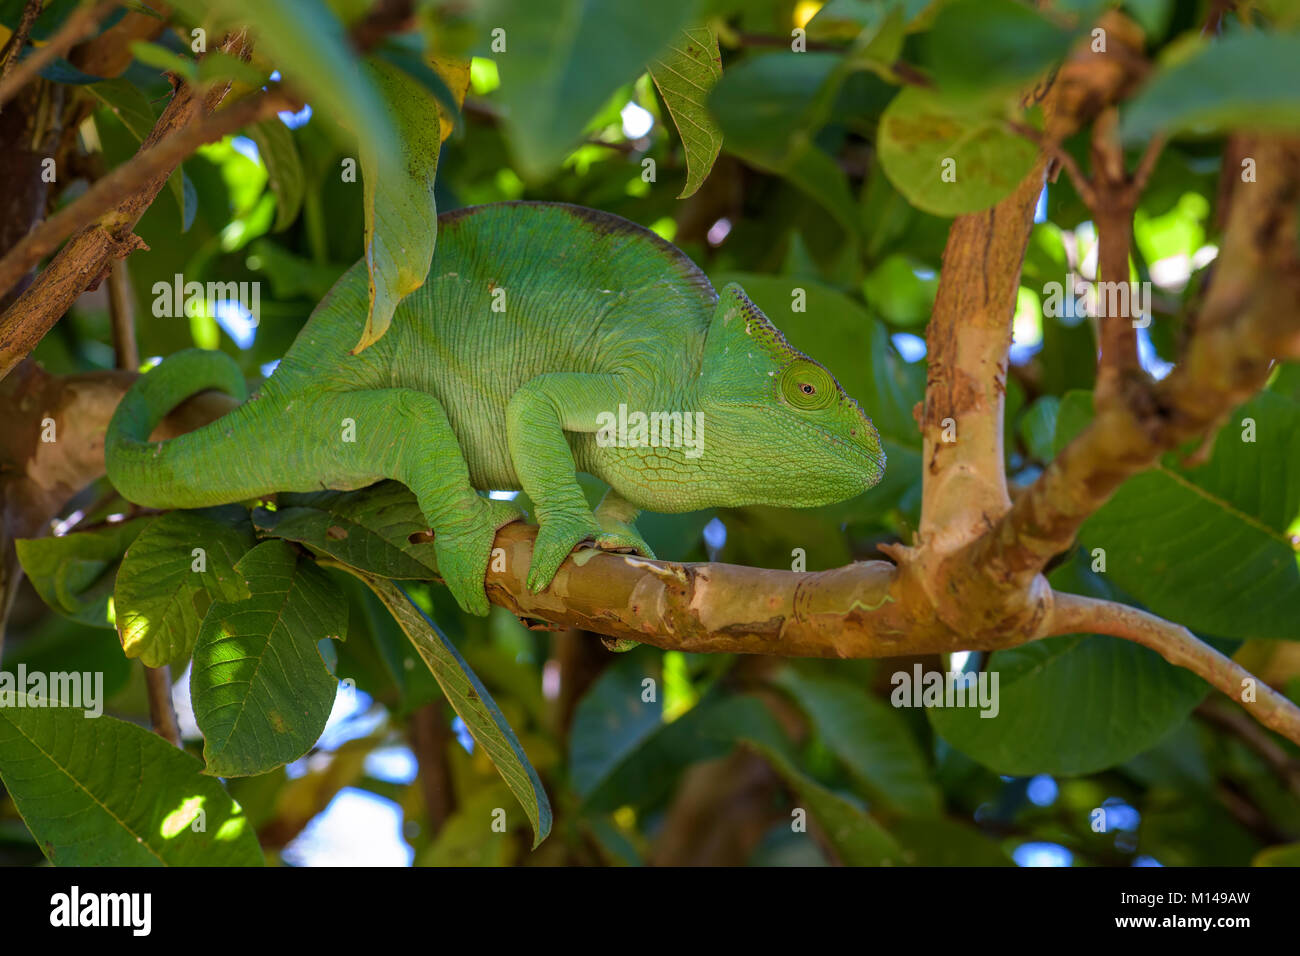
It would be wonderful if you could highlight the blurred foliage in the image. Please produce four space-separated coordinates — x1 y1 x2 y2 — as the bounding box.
2 0 1299 868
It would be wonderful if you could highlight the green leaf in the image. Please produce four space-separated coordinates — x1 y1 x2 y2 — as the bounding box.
1254 842 1300 866
1054 390 1300 640
710 52 839 167
0 703 263 865
709 52 861 237
418 782 514 866
355 57 442 351
129 41 198 82
648 26 724 198
579 693 789 812
191 541 344 777
87 77 155 139
743 739 905 865
772 667 943 815
926 633 1209 775
860 253 938 326
114 506 255 669
15 519 149 628
1120 31 1300 144
878 86 1039 216
350 572 552 847
927 556 1212 775
476 0 698 180
169 0 398 160
1019 394 1061 463
247 119 305 232
919 0 1076 102
197 50 271 89
253 481 440 579
87 79 191 231
888 816 1013 865
569 654 663 797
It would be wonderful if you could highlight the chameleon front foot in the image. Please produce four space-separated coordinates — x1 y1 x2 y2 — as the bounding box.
527 509 656 604
527 511 603 593
592 514 656 560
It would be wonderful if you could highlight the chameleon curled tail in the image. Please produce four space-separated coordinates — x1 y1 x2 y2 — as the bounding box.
104 347 531 617
103 348 319 512
105 349 264 510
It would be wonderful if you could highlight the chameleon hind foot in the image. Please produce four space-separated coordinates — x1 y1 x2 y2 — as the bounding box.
434 496 525 616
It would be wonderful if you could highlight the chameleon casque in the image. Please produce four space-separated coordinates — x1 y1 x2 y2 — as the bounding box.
105 201 886 616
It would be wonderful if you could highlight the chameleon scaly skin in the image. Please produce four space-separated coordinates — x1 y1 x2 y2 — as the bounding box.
105 202 886 615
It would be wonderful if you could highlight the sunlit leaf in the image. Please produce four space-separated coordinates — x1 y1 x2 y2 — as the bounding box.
477 0 697 179
0 703 263 865
192 540 344 777
247 118 305 232
878 87 1039 216
16 519 149 628
114 506 255 668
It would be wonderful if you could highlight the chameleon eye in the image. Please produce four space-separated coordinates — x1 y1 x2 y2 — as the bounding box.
779 362 835 410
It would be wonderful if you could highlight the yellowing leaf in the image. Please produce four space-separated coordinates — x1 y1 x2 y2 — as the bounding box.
429 55 471 144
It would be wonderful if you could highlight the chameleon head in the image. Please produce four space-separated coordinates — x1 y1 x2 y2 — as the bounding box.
694 283 886 508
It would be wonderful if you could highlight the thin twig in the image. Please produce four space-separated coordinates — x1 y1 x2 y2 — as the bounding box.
0 0 118 111
1195 700 1300 800
107 258 137 370
0 0 42 83
1005 119 1097 206
1130 132 1167 193
107 254 178 742
1049 592 1300 746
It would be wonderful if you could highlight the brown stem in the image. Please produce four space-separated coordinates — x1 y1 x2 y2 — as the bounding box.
408 701 456 834
108 259 137 371
144 663 181 746
1048 592 1300 746
0 0 117 111
969 135 1300 589
1195 699 1300 800
1091 199 1141 405
1005 120 1097 207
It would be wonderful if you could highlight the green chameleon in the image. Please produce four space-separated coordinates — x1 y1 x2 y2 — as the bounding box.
106 202 886 616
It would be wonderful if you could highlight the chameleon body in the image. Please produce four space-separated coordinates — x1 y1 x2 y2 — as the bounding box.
105 202 886 615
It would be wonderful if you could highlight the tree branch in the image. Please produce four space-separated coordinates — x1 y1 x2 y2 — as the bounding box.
969 134 1300 589
920 18 1146 554
1048 592 1300 745
0 85 292 378
0 85 290 307
0 0 117 111
0 0 43 85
